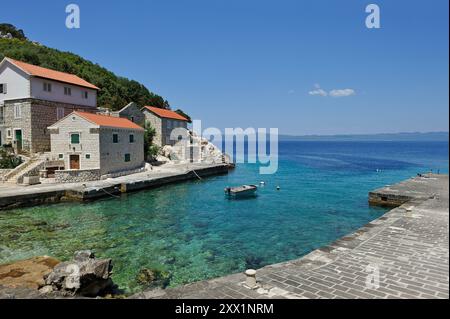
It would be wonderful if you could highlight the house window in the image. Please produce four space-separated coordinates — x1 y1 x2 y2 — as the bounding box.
82 91 88 99
58 153 64 159
85 154 91 159
43 82 52 92
0 83 6 94
124 154 131 162
14 105 22 119
70 133 80 144
56 107 65 120
64 87 72 96
6 129 12 138
0 106 4 123
113 133 119 143
129 134 134 143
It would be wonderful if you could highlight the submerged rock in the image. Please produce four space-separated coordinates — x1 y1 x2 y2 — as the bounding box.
136 267 171 288
43 250 114 297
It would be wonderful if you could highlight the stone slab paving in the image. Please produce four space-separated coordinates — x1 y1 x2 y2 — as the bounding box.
133 174 449 299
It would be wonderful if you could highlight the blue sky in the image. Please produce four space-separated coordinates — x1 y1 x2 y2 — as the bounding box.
1 0 449 135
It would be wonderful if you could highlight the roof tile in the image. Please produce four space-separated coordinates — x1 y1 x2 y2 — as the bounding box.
144 106 189 121
74 111 144 130
6 57 99 90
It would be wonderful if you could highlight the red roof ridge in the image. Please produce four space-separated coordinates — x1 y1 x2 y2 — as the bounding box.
143 106 189 121
73 111 144 130
4 57 100 90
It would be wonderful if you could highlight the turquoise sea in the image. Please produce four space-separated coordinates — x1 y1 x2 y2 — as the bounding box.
0 141 448 293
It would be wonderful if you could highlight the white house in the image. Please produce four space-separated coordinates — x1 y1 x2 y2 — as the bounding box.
48 111 145 182
0 57 99 152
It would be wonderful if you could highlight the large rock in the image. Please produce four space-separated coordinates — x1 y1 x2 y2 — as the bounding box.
43 250 114 297
0 256 60 289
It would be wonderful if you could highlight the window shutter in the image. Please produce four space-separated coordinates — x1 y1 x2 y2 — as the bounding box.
3 83 6 94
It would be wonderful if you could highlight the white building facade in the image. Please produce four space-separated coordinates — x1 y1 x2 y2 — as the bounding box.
48 111 145 182
0 57 98 153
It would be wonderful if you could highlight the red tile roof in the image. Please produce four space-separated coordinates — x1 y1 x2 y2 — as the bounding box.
5 57 100 90
144 106 189 121
74 111 144 130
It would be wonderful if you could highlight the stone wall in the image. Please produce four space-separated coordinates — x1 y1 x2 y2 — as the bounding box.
99 127 145 175
100 166 146 179
30 99 96 153
112 102 145 127
143 110 162 146
1 98 96 154
0 100 32 152
161 118 188 146
49 113 101 171
55 169 101 183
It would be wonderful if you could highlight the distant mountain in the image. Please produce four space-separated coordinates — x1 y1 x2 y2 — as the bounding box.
0 24 170 111
279 132 449 142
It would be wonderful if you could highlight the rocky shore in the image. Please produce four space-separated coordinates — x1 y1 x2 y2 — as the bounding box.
0 250 117 298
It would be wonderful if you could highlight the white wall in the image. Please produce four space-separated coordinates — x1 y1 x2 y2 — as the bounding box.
31 77 97 107
99 127 144 175
0 62 30 103
0 60 97 107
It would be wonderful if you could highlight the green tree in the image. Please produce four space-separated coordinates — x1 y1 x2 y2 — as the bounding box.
0 24 27 40
144 122 160 161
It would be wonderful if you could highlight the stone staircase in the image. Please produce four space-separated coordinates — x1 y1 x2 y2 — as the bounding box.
1 155 46 184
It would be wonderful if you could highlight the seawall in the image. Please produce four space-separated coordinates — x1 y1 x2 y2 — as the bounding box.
0 163 230 211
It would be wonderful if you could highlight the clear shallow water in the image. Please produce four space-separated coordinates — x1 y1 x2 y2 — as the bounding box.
0 141 448 293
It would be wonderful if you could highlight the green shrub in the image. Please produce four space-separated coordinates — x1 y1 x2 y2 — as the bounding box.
0 147 23 169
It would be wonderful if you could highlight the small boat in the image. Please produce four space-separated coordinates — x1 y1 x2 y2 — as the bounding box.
224 184 258 198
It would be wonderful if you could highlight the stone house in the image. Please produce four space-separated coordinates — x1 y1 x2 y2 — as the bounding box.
48 111 144 182
111 102 145 127
0 57 99 154
142 106 189 146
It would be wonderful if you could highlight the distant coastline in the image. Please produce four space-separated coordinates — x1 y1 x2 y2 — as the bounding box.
279 131 449 142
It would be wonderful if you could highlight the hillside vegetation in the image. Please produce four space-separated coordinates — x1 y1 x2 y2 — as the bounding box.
0 25 170 111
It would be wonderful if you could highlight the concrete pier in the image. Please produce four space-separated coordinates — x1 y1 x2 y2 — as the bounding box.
0 163 230 210
133 174 449 299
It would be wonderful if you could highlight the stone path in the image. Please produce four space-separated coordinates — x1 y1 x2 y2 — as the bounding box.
0 163 228 210
133 174 449 299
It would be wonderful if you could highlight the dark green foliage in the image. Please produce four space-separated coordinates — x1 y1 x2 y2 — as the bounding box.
144 122 160 160
0 24 27 40
0 38 170 111
174 109 192 123
0 146 23 169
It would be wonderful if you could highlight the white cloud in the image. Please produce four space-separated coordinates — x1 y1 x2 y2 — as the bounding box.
308 84 356 97
329 89 356 97
308 84 328 96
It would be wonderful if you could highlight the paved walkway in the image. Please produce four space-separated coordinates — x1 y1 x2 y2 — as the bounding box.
0 163 221 195
133 174 449 299
0 163 228 210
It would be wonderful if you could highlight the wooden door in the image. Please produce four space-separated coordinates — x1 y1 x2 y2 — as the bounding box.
69 155 80 170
